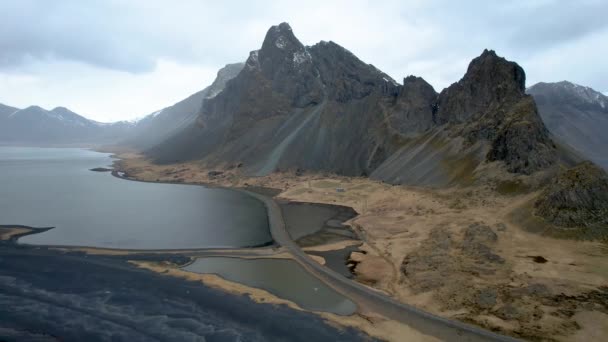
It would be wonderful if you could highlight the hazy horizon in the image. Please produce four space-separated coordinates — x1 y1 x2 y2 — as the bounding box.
1 0 607 122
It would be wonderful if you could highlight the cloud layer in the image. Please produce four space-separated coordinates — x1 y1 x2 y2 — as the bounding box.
0 0 606 121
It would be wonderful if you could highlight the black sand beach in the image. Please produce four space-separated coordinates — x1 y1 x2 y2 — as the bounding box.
0 229 372 342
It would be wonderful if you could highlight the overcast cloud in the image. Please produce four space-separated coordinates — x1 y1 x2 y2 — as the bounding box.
0 0 606 122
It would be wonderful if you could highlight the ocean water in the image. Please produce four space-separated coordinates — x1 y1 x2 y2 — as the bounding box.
0 147 271 249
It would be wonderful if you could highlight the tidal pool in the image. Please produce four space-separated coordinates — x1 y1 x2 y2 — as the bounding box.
183 257 357 315
0 147 271 249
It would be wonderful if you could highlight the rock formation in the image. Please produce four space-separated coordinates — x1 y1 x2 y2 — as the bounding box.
146 23 565 186
534 161 608 229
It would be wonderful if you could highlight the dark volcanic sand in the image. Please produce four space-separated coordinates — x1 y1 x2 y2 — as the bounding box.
0 243 372 342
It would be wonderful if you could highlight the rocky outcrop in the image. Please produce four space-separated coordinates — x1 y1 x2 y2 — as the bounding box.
485 96 557 174
534 161 608 228
435 49 526 125
435 50 557 175
387 76 437 135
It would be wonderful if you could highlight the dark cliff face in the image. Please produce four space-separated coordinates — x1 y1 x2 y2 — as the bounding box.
484 96 557 174
387 76 437 135
435 49 526 125
148 23 564 184
373 49 557 182
432 50 557 175
527 81 608 170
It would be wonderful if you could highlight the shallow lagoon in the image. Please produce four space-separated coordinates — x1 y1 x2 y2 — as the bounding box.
0 147 271 249
184 257 357 315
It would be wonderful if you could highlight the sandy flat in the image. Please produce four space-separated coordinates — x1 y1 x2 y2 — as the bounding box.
115 153 608 340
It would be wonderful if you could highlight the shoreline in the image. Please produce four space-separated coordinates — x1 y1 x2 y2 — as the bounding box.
0 225 54 242
5 146 605 340
107 156 516 341
108 150 608 341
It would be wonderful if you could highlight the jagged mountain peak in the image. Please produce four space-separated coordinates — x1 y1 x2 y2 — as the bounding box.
263 22 299 45
466 49 525 93
435 50 527 124
260 22 305 59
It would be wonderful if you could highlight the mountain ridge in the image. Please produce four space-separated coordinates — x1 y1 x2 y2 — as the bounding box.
147 23 564 188
0 104 133 145
527 81 608 169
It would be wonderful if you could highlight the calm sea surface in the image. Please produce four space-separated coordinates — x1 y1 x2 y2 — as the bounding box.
0 147 271 249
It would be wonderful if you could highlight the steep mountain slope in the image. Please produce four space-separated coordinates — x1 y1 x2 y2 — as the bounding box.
124 63 244 149
148 23 562 187
372 50 558 185
528 81 608 169
149 23 401 176
0 105 132 145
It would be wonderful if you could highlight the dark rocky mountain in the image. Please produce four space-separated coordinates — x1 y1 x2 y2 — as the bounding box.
149 23 401 176
372 50 559 185
0 105 133 145
527 81 608 169
124 62 244 149
148 23 564 187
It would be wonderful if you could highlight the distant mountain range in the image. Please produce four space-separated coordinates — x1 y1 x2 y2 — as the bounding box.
0 63 244 147
1 22 606 179
0 105 132 145
527 81 608 169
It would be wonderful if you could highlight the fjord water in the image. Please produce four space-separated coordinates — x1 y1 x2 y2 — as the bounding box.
0 147 271 249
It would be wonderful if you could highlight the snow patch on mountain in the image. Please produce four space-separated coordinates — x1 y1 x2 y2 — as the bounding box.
8 109 22 118
275 36 287 49
293 49 311 65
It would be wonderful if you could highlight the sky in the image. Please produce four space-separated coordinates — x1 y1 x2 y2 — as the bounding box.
0 0 607 122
